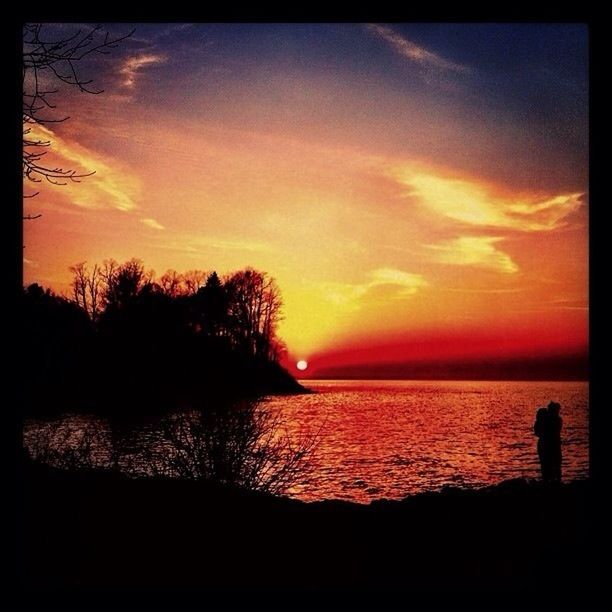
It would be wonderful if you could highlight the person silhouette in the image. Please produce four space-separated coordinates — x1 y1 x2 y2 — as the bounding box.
533 401 562 483
534 406 550 481
546 401 562 483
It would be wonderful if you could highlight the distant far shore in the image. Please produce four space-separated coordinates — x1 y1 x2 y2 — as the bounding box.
300 376 589 382
306 354 588 382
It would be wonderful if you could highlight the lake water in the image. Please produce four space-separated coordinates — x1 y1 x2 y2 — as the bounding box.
24 380 589 504
272 380 589 502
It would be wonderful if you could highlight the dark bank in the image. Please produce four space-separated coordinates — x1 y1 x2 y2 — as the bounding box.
20 457 592 590
22 264 309 419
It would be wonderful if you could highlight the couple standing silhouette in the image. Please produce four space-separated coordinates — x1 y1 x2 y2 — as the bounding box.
534 401 562 483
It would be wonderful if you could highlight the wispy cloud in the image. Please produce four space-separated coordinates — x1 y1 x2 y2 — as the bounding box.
427 236 518 274
26 123 140 212
368 268 429 295
440 286 524 294
193 236 272 253
547 298 589 311
120 53 167 89
157 234 272 254
23 257 39 268
366 24 469 74
324 268 428 310
392 167 584 232
141 217 165 230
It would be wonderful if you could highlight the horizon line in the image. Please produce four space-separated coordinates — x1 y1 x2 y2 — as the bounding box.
298 377 589 383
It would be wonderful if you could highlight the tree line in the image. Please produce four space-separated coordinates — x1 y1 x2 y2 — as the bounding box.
67 258 284 362
23 259 303 417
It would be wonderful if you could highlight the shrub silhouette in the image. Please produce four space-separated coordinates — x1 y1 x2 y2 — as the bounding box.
140 398 317 496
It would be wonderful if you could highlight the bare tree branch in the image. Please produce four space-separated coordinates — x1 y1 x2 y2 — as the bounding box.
22 23 133 218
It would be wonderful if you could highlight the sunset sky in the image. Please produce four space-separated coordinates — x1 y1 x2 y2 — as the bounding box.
23 23 589 378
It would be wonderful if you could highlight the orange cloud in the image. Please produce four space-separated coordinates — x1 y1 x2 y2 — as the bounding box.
426 236 519 274
322 268 428 310
154 233 273 255
368 268 429 296
25 123 140 212
141 217 165 230
391 166 584 231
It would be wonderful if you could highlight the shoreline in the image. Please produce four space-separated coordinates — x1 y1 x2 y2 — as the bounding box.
20 459 593 589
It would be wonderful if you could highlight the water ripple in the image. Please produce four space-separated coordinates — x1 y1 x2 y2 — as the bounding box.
24 379 589 504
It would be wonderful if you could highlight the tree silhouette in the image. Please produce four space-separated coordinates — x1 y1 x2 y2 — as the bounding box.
194 271 229 337
25 259 313 495
99 258 152 311
182 270 208 295
22 23 133 216
23 283 95 414
225 268 284 361
32 260 303 418
69 261 102 321
159 269 186 298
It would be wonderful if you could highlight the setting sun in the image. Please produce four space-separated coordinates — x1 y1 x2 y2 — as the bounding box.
296 360 308 371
